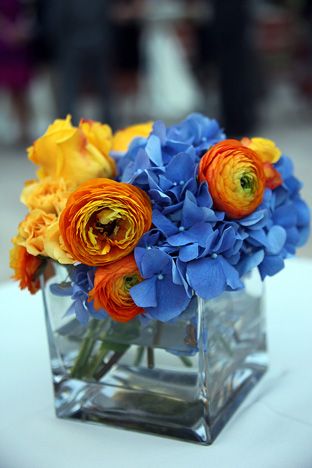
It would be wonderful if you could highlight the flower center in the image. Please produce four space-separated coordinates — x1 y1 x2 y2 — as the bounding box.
93 209 121 239
240 174 255 193
124 274 140 292
95 219 118 237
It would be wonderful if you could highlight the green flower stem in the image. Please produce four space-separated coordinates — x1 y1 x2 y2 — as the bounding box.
70 320 100 379
94 348 128 381
134 346 145 367
85 341 111 379
147 347 155 369
178 356 193 367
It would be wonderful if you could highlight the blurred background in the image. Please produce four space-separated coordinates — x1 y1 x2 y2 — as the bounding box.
1 0 312 281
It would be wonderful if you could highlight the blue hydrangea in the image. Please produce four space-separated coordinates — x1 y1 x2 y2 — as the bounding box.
119 118 309 321
54 114 310 324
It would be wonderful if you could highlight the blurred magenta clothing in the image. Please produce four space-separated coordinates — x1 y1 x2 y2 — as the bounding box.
0 0 33 90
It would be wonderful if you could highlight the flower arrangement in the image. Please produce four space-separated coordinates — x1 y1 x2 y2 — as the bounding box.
10 113 310 325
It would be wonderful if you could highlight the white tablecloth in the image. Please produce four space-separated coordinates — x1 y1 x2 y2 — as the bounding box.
1 258 312 468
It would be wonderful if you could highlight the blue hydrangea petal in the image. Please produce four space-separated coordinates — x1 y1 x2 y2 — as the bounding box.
130 277 158 307
219 256 244 290
149 189 171 205
165 152 195 183
179 244 199 262
74 300 89 325
267 225 287 254
298 225 310 246
146 134 163 166
275 155 294 179
176 258 193 297
137 248 171 278
259 255 285 279
187 257 226 299
273 204 297 228
152 120 167 143
145 278 191 322
50 283 73 296
181 191 205 227
237 250 265 276
152 209 178 237
295 198 310 226
248 229 268 248
196 182 213 208
212 226 237 253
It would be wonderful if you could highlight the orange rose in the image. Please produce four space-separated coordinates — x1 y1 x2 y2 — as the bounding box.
198 139 265 219
10 242 42 294
111 122 153 154
28 116 116 185
88 254 143 322
59 178 152 266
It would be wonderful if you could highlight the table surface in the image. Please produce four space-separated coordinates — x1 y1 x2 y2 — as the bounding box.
1 258 312 468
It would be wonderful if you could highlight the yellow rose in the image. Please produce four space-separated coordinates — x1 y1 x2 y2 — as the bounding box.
44 220 75 264
17 209 57 256
28 115 116 185
20 177 76 215
17 209 74 263
79 119 113 159
241 137 281 164
111 122 153 154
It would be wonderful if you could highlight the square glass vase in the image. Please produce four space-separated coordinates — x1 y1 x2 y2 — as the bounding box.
42 262 268 445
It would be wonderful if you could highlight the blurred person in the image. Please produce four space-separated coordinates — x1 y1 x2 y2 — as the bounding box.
113 0 142 92
46 0 114 126
211 0 258 136
0 0 34 143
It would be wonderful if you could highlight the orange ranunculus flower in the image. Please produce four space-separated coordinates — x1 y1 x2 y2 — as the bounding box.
111 122 153 154
198 139 266 219
88 254 144 322
241 137 283 190
20 177 76 215
59 178 152 266
10 241 43 294
241 137 281 164
28 115 116 185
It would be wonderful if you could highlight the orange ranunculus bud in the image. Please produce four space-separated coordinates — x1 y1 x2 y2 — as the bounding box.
59 178 152 266
111 122 153 154
88 254 143 322
28 115 116 185
10 242 43 294
198 139 266 219
263 162 283 190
